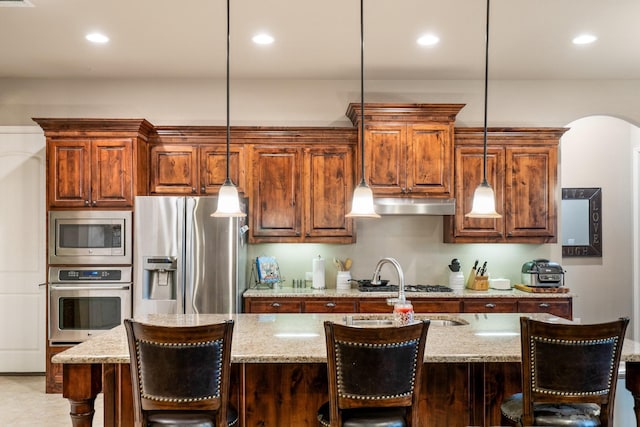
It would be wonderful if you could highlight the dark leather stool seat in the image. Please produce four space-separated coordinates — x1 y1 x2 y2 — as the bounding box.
317 320 430 427
125 319 237 427
500 317 628 427
317 402 407 427
147 407 239 427
501 393 601 427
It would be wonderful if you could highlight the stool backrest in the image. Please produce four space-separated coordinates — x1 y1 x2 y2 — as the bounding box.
520 316 629 426
324 320 430 425
124 319 234 425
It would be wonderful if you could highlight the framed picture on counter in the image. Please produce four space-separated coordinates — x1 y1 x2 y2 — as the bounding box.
256 256 282 283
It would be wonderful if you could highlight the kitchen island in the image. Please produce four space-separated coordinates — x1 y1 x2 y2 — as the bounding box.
53 312 640 427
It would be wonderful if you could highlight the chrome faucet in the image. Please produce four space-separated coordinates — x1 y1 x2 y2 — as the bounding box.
371 257 406 305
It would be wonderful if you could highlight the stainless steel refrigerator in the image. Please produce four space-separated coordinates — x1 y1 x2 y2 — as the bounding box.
133 196 248 316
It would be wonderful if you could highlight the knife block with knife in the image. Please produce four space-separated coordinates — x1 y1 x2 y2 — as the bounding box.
466 260 489 291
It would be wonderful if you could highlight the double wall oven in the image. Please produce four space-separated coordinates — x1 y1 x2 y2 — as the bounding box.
48 210 133 344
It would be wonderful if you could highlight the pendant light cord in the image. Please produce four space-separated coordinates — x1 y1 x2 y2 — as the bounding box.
482 0 490 185
225 0 231 183
358 0 366 186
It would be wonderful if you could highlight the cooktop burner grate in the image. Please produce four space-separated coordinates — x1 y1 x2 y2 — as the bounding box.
357 284 453 293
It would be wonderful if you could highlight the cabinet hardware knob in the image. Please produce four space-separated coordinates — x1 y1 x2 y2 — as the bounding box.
84 200 90 206
325 302 336 307
539 303 550 308
91 200 97 206
485 303 496 308
401 187 406 193
201 186 205 193
192 187 196 193
271 302 281 308
408 187 413 192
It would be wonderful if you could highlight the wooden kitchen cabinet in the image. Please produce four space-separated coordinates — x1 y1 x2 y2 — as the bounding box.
518 298 572 319
149 144 245 195
462 299 518 313
46 345 71 393
245 299 303 313
245 295 572 319
36 118 153 208
304 300 357 313
249 143 355 243
346 103 464 198
444 128 568 243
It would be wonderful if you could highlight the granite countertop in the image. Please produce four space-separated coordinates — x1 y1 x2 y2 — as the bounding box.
53 312 640 365
242 286 576 298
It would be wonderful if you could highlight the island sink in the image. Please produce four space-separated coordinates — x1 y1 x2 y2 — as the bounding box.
343 315 467 327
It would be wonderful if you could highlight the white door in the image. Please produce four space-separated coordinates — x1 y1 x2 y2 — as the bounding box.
0 126 46 372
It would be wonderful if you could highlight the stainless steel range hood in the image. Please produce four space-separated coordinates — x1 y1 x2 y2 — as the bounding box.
374 198 456 215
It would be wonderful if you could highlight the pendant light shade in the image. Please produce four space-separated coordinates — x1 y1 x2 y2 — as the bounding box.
466 0 501 219
347 181 379 218
213 0 245 218
346 0 380 219
213 179 245 217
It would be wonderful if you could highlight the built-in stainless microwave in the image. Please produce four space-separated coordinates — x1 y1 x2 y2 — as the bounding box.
48 210 132 265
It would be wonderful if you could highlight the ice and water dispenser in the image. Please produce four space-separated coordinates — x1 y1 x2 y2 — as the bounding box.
142 256 177 300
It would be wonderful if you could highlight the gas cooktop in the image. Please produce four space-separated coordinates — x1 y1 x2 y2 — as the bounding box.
357 284 453 293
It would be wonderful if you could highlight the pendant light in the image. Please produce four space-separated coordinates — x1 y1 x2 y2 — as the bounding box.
212 0 246 217
346 0 380 218
466 0 501 219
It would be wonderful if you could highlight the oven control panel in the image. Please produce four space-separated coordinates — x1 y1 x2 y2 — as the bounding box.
49 266 132 283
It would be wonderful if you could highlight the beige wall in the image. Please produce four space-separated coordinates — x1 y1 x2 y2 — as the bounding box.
4 77 638 334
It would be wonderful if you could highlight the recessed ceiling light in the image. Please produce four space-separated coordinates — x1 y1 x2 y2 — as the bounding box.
572 34 597 45
252 33 274 45
417 34 440 47
86 33 109 44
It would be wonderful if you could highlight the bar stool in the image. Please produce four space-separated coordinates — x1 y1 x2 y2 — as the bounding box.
124 319 238 427
317 320 430 427
501 316 629 427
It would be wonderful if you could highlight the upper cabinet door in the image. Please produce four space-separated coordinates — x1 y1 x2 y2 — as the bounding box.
250 147 302 239
149 145 198 194
365 125 405 193
47 139 92 208
90 139 133 207
450 145 505 240
407 124 453 196
48 138 134 208
304 146 354 240
505 146 557 239
200 145 245 195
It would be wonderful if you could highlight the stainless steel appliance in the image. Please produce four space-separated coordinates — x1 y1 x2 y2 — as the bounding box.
48 210 132 265
521 259 564 287
133 196 248 316
49 266 132 343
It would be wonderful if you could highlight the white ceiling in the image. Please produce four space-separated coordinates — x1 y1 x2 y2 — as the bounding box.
1 0 639 81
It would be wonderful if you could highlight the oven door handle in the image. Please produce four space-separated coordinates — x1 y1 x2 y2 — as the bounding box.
50 285 131 291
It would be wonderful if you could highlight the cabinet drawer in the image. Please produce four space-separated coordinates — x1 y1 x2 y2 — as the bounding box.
358 300 394 313
518 299 572 319
247 300 302 313
304 300 357 313
463 300 517 313
412 300 461 313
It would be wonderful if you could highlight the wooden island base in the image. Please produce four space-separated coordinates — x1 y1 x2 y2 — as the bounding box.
65 361 524 427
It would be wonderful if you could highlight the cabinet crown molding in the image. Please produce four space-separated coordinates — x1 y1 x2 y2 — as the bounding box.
346 103 465 125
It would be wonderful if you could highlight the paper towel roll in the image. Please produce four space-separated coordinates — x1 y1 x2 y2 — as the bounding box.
312 256 325 289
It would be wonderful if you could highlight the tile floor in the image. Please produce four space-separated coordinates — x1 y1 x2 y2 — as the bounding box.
0 375 103 426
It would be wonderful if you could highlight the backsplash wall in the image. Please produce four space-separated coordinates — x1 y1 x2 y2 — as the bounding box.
247 215 559 289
